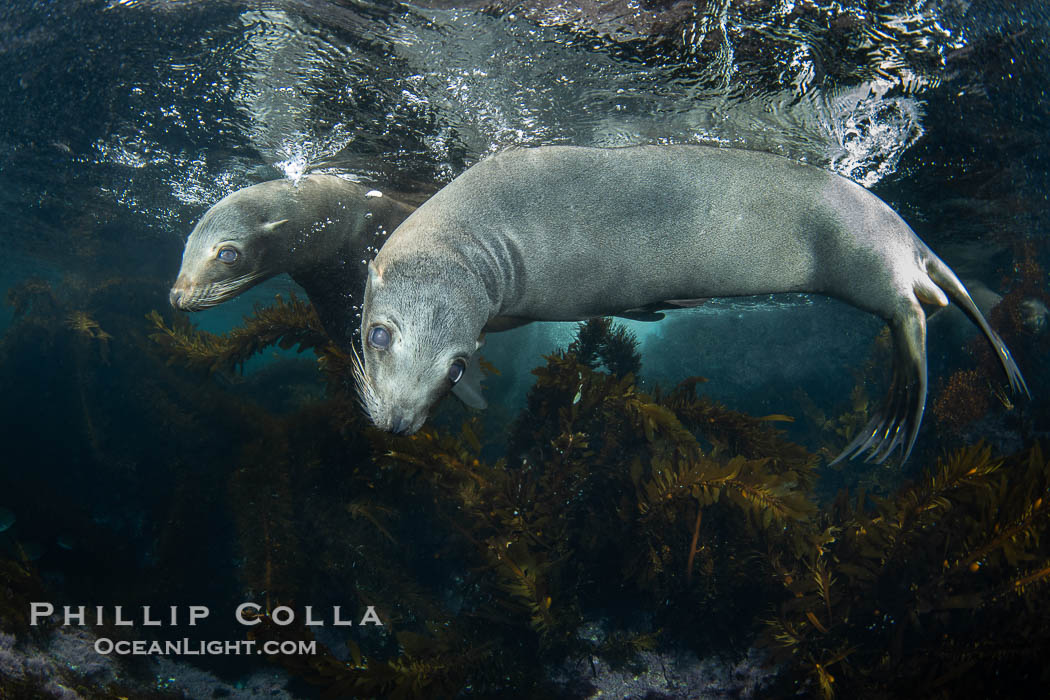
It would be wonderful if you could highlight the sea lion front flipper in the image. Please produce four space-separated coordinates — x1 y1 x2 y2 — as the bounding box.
832 301 928 465
290 267 358 352
450 351 487 410
614 309 666 322
613 299 709 323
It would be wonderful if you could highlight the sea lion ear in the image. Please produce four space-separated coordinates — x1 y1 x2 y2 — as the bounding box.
262 219 288 233
368 260 384 287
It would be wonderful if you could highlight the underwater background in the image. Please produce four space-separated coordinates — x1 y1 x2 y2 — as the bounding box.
1 0 1049 697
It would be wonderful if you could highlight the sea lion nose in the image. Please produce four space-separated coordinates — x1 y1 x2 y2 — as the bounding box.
169 288 184 309
390 413 410 435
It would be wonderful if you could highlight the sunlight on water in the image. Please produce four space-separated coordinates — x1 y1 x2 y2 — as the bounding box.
275 153 307 183
80 0 971 233
236 8 360 169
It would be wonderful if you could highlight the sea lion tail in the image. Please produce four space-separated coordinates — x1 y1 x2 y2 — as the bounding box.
925 256 1030 398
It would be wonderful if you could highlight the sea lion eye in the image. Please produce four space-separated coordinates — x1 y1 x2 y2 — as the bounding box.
217 247 238 264
448 359 466 385
368 325 391 350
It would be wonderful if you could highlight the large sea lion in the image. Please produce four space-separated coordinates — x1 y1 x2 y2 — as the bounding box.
355 145 1028 463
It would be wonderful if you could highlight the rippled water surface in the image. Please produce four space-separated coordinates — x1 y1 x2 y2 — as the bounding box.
4 0 1044 257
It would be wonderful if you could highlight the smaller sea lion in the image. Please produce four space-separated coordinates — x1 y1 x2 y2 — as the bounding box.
170 174 412 352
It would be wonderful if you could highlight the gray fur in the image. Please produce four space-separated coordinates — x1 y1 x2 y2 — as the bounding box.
358 145 1028 461
170 174 412 350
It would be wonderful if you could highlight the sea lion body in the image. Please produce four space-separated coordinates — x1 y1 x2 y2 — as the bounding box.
358 145 1027 461
170 174 413 350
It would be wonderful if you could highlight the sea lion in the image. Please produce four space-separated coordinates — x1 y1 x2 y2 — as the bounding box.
168 175 493 407
355 145 1028 463
170 174 413 350
170 173 663 407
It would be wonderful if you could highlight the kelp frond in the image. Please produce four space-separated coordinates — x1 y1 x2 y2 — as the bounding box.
638 454 813 525
65 311 112 340
761 442 1050 698
147 293 333 374
567 317 642 377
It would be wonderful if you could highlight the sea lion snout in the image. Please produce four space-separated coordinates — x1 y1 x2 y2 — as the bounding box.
169 285 186 309
169 275 218 311
390 412 413 435
169 275 199 310
368 403 425 436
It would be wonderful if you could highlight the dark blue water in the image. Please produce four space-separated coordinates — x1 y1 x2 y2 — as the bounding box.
1 1 1049 698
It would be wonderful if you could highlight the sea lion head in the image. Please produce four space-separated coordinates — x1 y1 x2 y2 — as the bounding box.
355 256 485 435
169 180 299 311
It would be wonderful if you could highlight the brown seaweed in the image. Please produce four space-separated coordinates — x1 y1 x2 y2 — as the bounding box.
4 282 1048 699
763 442 1050 698
146 293 335 376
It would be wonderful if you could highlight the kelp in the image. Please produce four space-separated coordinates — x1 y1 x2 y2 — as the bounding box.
370 319 819 665
65 311 113 364
372 421 581 646
147 293 335 375
372 319 1050 698
932 367 992 433
5 279 1049 700
567 316 642 377
763 442 1050 698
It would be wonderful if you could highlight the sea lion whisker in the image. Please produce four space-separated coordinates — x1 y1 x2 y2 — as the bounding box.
184 286 209 310
349 344 377 420
212 272 260 292
198 272 265 305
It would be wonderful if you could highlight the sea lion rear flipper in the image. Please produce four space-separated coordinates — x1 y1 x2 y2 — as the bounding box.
926 258 1030 397
450 351 487 410
832 303 928 465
